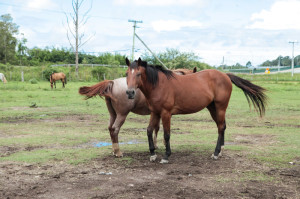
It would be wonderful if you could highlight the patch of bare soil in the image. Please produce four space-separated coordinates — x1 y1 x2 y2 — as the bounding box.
0 150 299 199
0 113 101 124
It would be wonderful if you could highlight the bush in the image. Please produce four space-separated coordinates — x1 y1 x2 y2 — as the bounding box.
0 63 7 71
42 67 58 81
91 66 107 80
29 78 38 84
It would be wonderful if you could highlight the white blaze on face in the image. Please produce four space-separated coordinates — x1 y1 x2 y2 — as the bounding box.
131 69 135 74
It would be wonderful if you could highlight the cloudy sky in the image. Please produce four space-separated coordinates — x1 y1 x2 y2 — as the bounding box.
1 0 300 66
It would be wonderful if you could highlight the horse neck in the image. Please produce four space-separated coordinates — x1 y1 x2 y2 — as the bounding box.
138 71 162 100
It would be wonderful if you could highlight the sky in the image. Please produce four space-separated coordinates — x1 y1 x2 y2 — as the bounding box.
1 0 300 66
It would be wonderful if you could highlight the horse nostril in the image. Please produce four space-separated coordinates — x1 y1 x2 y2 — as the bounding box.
126 89 135 98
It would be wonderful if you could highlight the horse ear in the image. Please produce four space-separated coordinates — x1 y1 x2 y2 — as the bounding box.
193 67 197 73
137 57 142 66
126 57 130 66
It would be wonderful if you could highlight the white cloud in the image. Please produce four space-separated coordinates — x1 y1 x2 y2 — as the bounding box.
26 0 57 10
247 0 300 30
151 20 202 32
113 0 201 6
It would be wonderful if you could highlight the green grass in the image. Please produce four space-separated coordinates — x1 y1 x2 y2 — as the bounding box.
0 74 299 169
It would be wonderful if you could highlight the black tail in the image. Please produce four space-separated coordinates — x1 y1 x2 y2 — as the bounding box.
65 76 67 84
227 73 267 117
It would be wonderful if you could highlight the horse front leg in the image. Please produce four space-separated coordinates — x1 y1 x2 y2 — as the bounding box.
147 113 160 162
110 114 127 157
160 111 172 164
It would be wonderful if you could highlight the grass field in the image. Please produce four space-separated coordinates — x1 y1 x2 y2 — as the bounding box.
0 73 299 198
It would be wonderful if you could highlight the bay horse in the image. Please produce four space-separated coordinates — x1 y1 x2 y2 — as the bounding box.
126 58 267 163
50 72 67 89
78 68 196 157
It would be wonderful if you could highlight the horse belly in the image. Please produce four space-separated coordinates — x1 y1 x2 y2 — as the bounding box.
172 90 213 115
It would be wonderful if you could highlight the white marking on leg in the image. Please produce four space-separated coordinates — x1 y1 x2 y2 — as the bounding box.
112 143 123 157
219 146 225 157
211 154 218 160
131 69 134 74
150 154 157 162
160 159 169 164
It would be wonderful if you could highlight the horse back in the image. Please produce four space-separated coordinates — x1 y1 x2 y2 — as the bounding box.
151 70 232 114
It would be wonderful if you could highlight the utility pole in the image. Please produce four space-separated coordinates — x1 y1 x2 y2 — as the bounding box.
128 19 143 61
135 33 168 70
288 41 298 77
222 56 225 70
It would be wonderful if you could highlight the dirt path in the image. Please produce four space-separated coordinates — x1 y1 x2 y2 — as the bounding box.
1 150 299 199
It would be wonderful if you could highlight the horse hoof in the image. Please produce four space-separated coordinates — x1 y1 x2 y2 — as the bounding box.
114 152 123 158
160 159 169 164
150 154 157 162
211 154 219 160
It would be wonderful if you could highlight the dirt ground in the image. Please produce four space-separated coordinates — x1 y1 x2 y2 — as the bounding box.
0 150 299 198
0 114 300 199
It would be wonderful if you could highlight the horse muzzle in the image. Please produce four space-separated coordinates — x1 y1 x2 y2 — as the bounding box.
126 89 136 99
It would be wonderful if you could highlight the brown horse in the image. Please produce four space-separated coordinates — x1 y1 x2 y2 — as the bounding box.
78 68 196 157
126 58 267 163
50 72 67 89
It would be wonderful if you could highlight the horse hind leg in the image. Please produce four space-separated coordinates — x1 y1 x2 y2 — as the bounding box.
207 102 226 160
153 120 160 149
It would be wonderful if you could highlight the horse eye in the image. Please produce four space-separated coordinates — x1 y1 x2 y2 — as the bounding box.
136 73 141 77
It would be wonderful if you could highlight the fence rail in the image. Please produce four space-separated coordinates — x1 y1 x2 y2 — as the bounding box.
51 64 127 68
228 65 300 74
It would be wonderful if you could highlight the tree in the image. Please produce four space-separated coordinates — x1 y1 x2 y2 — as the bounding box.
17 33 28 65
0 14 19 64
64 0 94 77
246 61 252 68
141 48 211 70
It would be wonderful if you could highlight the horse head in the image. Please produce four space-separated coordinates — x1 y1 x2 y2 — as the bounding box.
125 57 144 99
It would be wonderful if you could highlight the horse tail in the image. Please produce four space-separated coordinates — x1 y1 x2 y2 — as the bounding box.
79 80 114 100
64 76 67 84
227 73 267 117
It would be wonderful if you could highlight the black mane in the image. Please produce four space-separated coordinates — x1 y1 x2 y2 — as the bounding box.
130 60 175 87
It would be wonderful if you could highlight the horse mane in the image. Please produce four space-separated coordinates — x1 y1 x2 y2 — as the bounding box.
132 60 175 87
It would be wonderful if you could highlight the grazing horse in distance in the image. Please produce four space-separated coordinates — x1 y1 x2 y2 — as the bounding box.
50 72 67 89
126 58 267 163
78 68 196 157
0 73 7 84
